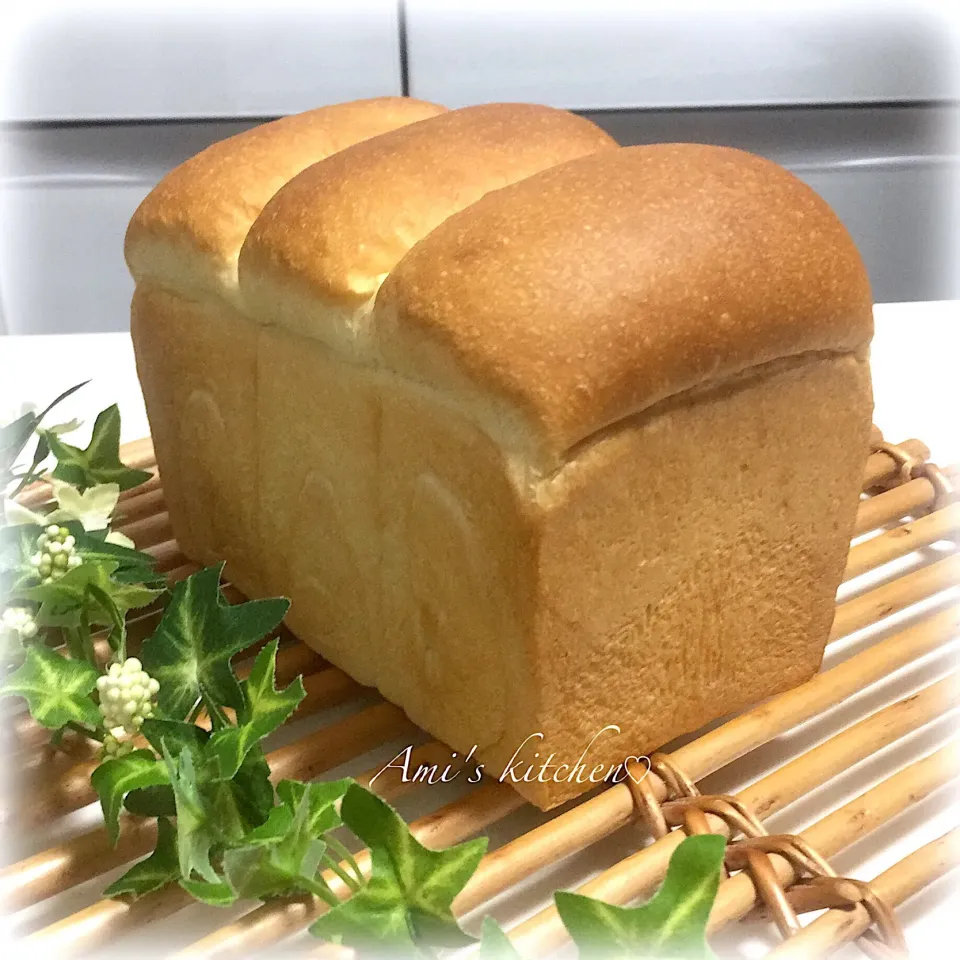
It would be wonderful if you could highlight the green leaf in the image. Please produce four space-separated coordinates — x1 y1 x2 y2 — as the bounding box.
0 645 100 729
180 877 238 906
25 559 160 632
276 778 350 837
206 639 305 780
141 717 209 758
42 404 151 492
479 916 524 959
124 719 211 820
310 784 486 954
69 527 164 587
222 779 352 902
140 564 289 721
104 817 179 899
122 784 176 819
91 749 171 846
555 834 726 960
162 743 221 884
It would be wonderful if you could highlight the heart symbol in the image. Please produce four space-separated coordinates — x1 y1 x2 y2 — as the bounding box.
622 756 652 784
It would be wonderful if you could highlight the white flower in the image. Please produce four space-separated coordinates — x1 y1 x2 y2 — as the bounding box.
96 657 160 736
104 530 136 549
3 479 121 533
48 479 120 532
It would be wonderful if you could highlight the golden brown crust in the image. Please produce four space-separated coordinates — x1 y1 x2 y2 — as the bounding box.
236 103 618 323
374 143 874 462
124 97 446 301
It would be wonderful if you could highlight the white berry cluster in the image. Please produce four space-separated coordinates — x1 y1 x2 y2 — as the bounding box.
1 605 39 641
29 525 82 584
101 733 135 760
96 657 160 737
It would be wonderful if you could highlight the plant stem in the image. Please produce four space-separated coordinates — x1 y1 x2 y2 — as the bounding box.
321 851 362 894
66 720 104 742
186 699 205 725
326 835 366 887
201 689 230 731
305 876 342 908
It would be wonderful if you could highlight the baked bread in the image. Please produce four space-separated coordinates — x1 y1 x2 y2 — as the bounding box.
131 107 873 808
126 97 446 595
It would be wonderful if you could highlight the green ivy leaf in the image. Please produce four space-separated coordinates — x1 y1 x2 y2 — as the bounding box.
221 779 352 902
206 639 306 780
555 834 726 960
69 526 164 587
0 645 100 729
140 564 289 721
162 743 221 884
141 717 209 757
479 916 524 959
276 778 350 837
180 877 238 906
26 559 160 632
125 719 212 819
310 784 486 954
42 404 151 492
91 749 171 845
104 817 179 899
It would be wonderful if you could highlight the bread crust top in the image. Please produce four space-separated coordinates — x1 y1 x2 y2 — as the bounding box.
373 143 874 462
124 97 446 303
236 103 618 315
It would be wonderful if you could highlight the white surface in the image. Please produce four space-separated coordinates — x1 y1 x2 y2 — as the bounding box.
405 0 960 110
0 301 958 957
0 0 402 122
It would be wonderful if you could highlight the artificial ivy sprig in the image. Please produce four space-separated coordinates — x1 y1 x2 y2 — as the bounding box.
39 403 151 493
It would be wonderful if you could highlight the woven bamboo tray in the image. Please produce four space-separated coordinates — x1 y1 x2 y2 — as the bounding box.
1 432 958 958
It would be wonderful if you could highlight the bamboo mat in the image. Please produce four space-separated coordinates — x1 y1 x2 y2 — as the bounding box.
1 433 958 958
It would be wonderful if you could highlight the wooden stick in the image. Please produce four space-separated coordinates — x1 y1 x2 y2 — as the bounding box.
828 551 960 642
505 679 959 955
854 476 945 536
766 827 960 958
113 511 173 549
673 603 958 780
112 486 166 526
144 539 188 572
708 741 960 933
843 502 959 582
862 439 930 489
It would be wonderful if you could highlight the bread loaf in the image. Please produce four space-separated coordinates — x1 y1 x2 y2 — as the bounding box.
130 107 873 809
126 97 446 595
